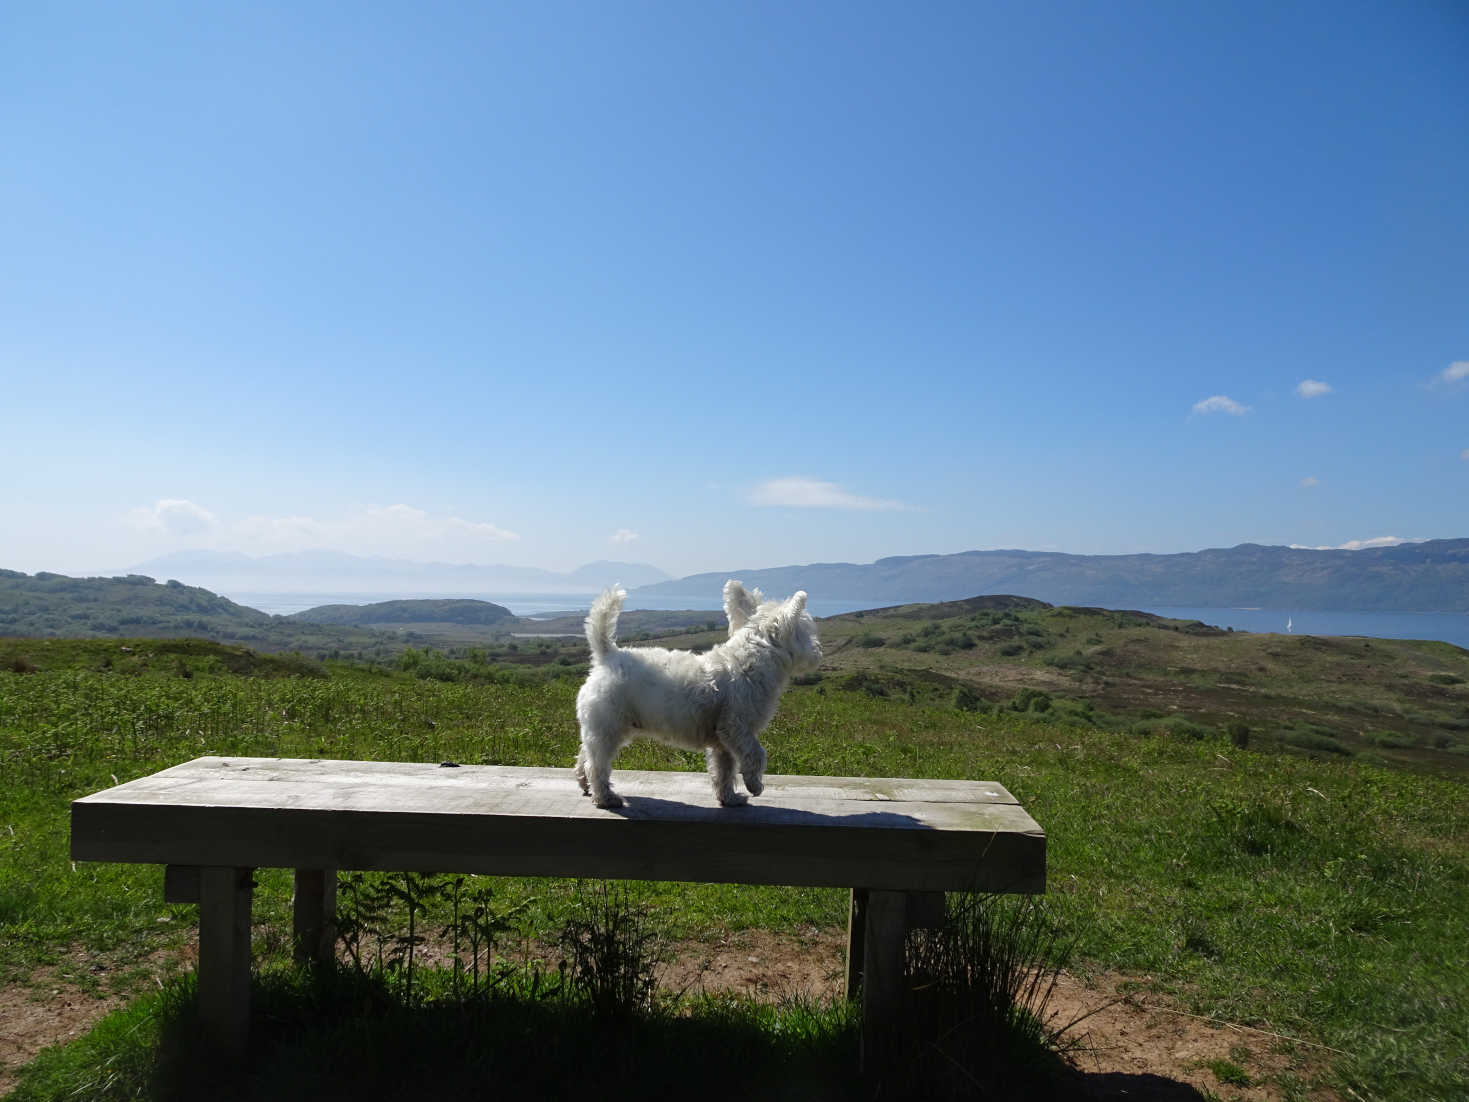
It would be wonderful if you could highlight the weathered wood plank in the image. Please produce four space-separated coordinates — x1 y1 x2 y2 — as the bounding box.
71 758 1045 893
73 804 1043 892
75 757 1023 807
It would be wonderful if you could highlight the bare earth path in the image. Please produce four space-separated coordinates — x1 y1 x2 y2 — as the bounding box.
1 931 1339 1101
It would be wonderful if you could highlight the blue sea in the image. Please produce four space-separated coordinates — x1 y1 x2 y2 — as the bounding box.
1138 607 1469 650
232 591 883 620
231 591 1469 649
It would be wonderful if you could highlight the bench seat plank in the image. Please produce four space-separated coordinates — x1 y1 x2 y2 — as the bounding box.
72 757 1045 893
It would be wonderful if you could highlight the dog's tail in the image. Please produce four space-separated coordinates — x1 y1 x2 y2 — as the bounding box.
584 586 626 662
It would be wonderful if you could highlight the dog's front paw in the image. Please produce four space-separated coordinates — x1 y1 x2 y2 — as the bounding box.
594 792 625 810
742 774 764 797
719 791 750 807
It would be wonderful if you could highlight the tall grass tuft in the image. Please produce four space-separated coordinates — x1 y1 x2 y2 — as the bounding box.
557 880 666 1019
896 892 1080 1099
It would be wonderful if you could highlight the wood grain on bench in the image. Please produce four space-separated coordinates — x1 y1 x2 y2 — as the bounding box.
72 756 1045 892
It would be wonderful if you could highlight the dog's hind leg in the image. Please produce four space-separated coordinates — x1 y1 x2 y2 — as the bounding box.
578 723 626 809
705 744 747 807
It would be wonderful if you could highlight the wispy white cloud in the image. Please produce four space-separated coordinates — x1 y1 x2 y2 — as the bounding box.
609 528 639 545
1299 476 1319 488
446 516 521 542
124 498 218 537
1289 536 1427 551
1430 361 1469 388
1295 379 1332 398
127 500 519 558
748 477 910 510
1191 395 1251 416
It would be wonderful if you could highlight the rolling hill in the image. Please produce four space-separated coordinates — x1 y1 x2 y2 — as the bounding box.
635 539 1469 612
287 598 519 628
117 550 671 594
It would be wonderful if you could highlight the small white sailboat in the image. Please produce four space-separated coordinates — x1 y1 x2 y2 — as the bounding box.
1286 617 1293 633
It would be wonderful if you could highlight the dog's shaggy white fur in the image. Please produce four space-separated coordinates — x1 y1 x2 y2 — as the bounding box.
574 580 822 809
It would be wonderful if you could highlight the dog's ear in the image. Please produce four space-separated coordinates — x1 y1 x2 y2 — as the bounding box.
767 591 809 639
723 579 760 633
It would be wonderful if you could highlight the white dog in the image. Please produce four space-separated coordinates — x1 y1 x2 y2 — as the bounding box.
574 580 822 809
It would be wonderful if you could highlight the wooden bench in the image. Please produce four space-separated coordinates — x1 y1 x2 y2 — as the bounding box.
70 756 1045 1065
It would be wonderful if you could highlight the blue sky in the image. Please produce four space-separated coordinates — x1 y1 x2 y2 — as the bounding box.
4 1 1466 580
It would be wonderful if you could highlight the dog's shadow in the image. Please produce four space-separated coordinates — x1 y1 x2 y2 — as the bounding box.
605 794 933 831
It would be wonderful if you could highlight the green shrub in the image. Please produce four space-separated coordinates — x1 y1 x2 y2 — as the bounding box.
1364 730 1415 750
1044 652 1092 672
1284 730 1354 757
837 672 889 697
1131 715 1211 740
953 686 984 712
1009 688 1051 713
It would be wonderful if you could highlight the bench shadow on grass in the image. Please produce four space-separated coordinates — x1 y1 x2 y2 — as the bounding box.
13 967 1213 1102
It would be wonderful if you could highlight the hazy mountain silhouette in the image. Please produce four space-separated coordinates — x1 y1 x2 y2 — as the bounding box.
634 540 1469 612
119 550 671 594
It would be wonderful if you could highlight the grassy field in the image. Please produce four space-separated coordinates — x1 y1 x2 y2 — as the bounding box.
811 598 1469 772
2 622 1467 1100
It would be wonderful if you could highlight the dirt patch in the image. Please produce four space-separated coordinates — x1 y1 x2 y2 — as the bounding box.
1047 972 1341 1102
0 944 195 1096
658 926 847 1001
657 935 1342 1101
0 967 132 1097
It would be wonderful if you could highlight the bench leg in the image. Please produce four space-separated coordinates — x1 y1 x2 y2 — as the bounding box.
293 868 337 966
845 889 867 1000
846 889 944 1001
198 866 253 1060
859 889 909 1071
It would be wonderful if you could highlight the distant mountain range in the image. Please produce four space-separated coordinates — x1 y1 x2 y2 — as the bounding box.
633 540 1469 613
13 540 1469 642
0 572 710 648
117 550 671 594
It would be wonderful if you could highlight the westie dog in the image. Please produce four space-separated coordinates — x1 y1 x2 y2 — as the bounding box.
574 580 822 809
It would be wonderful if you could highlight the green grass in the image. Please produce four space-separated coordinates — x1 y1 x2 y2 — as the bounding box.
6 968 862 1102
3 636 1468 1100
813 600 1469 773
1204 1057 1252 1087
